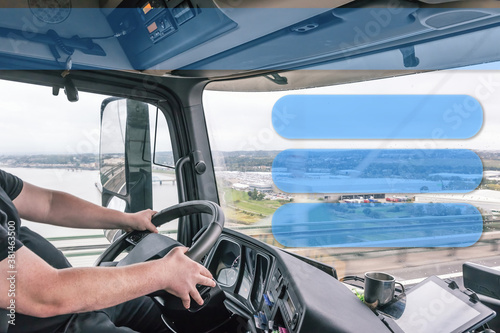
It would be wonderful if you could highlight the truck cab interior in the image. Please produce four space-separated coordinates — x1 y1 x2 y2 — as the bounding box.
2 0 500 332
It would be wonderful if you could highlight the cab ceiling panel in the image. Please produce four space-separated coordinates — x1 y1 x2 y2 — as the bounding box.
179 1 500 72
1 0 499 75
0 0 355 72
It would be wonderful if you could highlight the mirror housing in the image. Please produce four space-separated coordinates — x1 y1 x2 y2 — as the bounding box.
99 98 153 213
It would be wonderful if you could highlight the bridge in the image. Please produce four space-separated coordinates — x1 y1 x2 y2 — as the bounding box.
152 175 176 185
99 164 176 189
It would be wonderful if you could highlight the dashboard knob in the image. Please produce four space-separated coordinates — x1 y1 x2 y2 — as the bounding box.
291 312 299 330
278 285 287 299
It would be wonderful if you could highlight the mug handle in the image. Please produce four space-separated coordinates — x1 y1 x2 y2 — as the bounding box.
395 281 405 294
379 282 406 311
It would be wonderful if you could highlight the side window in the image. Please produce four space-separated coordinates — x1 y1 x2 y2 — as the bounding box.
0 80 109 245
0 79 179 267
0 81 119 265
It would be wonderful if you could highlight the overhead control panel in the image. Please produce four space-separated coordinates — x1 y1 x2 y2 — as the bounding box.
138 0 195 44
107 0 237 69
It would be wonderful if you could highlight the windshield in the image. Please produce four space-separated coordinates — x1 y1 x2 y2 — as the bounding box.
204 66 500 283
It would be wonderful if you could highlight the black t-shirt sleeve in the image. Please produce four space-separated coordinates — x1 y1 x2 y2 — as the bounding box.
0 211 23 261
0 169 24 200
0 170 24 261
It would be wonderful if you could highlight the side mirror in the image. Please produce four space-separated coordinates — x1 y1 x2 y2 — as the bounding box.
99 98 153 212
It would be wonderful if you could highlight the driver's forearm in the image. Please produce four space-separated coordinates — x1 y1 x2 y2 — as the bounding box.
16 248 165 318
44 190 130 229
14 182 130 229
45 262 163 316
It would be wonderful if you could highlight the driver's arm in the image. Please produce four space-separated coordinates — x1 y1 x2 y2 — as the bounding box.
0 245 214 317
13 182 157 233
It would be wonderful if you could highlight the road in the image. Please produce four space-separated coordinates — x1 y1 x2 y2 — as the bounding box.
101 163 126 194
416 194 500 213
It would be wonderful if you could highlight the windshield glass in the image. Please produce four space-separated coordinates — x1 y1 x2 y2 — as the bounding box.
203 66 500 283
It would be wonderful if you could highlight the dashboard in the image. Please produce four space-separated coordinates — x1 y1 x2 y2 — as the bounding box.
204 229 389 333
95 211 498 333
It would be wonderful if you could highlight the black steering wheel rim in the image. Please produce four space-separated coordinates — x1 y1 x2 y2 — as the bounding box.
94 200 224 266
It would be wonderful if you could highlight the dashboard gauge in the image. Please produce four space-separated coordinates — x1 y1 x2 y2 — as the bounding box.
210 240 241 287
217 267 238 286
28 0 72 24
217 254 240 286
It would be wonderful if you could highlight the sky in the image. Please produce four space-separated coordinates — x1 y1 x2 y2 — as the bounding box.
203 67 500 152
0 80 106 154
1 66 500 155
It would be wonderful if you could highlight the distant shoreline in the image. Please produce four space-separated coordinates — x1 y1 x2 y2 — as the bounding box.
0 164 98 171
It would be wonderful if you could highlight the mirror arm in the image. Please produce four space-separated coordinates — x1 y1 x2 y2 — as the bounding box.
175 155 191 204
175 150 207 204
174 151 207 246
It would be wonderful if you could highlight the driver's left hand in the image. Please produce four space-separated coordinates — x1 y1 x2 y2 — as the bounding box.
123 209 158 233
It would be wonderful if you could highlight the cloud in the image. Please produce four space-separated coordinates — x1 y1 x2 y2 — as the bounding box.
0 80 105 154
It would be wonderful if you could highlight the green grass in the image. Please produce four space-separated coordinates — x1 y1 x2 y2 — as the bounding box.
484 184 500 191
225 209 261 224
223 188 287 222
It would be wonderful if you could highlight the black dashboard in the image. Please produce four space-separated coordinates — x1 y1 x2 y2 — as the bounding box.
204 229 390 333
98 214 498 333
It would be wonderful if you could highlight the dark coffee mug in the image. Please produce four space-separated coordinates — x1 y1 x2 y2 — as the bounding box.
364 272 404 307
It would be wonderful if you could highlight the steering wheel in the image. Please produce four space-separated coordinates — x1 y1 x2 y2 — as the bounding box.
94 200 229 333
95 200 224 265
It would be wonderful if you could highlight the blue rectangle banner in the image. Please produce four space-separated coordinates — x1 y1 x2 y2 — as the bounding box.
272 203 483 247
272 95 483 139
272 149 483 194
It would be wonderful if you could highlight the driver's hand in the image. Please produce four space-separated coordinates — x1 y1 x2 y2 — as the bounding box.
161 247 216 309
123 209 158 233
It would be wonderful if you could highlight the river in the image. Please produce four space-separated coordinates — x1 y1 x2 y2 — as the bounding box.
2 167 179 238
